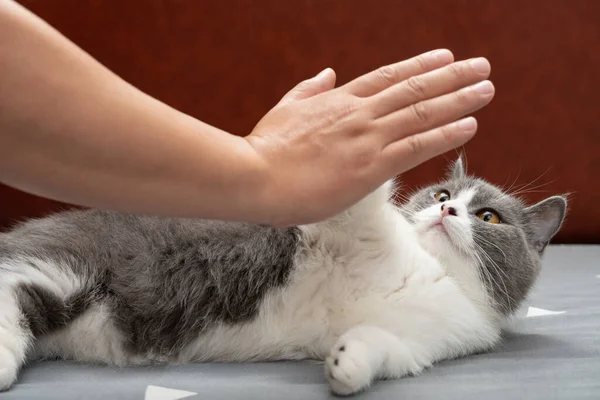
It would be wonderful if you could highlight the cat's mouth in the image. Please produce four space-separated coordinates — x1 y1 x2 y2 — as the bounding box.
428 219 458 244
416 218 449 236
415 216 461 248
431 219 448 233
427 219 474 254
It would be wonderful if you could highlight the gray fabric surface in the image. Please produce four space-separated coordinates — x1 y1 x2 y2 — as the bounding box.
2 245 599 400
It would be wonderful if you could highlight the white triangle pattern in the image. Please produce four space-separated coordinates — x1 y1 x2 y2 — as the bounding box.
145 385 197 400
526 307 566 317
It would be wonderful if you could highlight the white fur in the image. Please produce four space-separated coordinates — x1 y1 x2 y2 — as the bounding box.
0 182 504 395
34 303 136 366
0 258 80 390
182 182 502 395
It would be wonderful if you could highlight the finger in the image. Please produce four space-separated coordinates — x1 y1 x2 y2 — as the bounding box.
276 68 337 107
341 49 454 97
368 57 491 118
375 80 494 145
380 117 478 175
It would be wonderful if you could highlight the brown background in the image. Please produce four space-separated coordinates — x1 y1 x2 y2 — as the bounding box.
2 0 599 243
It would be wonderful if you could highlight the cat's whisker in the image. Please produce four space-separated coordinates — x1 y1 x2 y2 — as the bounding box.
475 254 512 313
511 167 550 190
510 189 553 198
473 242 515 313
470 249 494 298
472 233 508 264
500 170 514 192
468 246 504 312
510 180 557 198
473 238 511 285
504 165 522 194
389 185 410 202
511 178 555 193
392 193 411 205
507 168 553 197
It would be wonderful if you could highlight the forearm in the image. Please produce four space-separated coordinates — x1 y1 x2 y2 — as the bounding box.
0 1 264 221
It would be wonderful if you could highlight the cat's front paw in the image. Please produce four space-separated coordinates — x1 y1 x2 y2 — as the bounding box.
325 337 373 396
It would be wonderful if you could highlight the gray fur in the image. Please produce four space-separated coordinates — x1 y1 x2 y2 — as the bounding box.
0 157 566 367
14 283 91 338
403 157 567 314
0 211 300 357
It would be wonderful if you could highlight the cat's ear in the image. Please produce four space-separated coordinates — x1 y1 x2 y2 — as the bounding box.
447 156 466 180
524 196 567 253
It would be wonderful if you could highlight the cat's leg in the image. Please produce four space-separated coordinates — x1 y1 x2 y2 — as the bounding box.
325 325 427 396
0 257 83 390
325 277 500 395
0 289 31 391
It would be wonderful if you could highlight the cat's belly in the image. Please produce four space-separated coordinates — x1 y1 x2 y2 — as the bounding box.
32 259 449 365
179 253 449 364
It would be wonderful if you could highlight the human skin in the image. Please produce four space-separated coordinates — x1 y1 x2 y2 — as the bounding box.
0 0 494 226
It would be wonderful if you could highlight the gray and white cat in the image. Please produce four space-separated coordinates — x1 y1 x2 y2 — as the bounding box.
0 158 566 395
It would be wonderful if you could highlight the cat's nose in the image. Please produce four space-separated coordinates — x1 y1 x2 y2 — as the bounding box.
441 204 457 217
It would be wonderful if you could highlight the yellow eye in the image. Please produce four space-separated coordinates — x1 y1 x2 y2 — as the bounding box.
477 210 501 224
434 191 450 202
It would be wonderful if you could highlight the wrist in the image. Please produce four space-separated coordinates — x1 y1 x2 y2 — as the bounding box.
230 135 276 224
232 134 288 226
186 130 274 225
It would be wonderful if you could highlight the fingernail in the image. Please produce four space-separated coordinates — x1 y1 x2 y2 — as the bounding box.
471 80 494 95
469 58 490 74
432 49 453 64
457 117 477 133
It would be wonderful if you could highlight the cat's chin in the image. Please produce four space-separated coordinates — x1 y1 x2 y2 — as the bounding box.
419 228 452 251
416 223 467 259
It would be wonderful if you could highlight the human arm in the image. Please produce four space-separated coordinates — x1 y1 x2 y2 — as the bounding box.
0 0 494 226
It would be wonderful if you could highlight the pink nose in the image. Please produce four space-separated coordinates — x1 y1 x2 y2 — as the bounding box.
441 204 457 217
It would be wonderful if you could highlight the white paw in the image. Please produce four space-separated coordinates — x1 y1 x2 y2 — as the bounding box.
0 344 19 391
0 368 17 392
325 338 373 396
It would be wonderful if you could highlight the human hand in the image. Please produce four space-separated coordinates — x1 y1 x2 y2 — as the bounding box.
244 49 494 227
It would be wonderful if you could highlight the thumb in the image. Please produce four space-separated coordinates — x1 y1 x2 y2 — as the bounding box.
276 68 336 107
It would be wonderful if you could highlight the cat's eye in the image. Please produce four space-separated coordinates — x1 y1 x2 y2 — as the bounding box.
476 209 501 224
434 190 450 202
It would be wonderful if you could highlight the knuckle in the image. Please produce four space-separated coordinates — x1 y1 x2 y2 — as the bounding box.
448 62 466 79
353 117 372 136
338 97 361 117
406 135 423 155
376 65 398 85
350 145 378 171
405 76 427 97
410 102 429 122
296 79 311 90
453 88 470 104
413 55 429 71
440 124 455 142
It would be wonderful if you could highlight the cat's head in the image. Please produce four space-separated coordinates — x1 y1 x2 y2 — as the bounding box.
402 157 567 316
